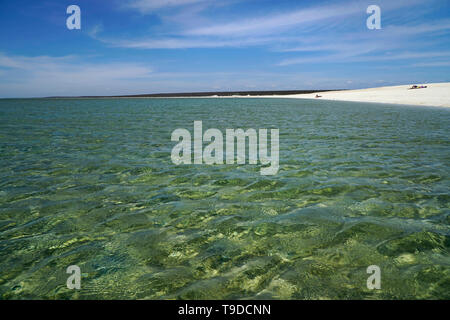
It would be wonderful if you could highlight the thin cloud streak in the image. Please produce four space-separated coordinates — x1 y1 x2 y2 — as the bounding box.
108 37 269 49
125 0 208 13
278 50 450 66
104 35 306 49
412 61 450 67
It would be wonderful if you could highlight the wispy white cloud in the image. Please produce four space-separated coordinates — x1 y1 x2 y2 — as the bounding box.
125 0 209 13
0 54 153 79
0 54 76 69
386 20 450 35
184 3 362 37
278 49 450 66
276 16 450 66
0 54 154 97
104 35 301 49
182 0 428 37
412 61 450 67
106 0 445 54
88 23 104 39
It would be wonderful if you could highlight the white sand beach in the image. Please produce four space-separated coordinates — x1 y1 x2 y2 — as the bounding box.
264 82 450 108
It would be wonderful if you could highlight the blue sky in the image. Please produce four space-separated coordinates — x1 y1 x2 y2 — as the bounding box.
0 0 449 97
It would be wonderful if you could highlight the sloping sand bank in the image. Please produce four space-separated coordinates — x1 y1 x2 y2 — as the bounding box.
264 83 450 108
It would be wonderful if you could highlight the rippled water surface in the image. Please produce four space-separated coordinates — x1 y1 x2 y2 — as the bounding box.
0 98 449 299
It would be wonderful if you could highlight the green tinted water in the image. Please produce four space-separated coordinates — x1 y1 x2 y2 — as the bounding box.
0 98 449 299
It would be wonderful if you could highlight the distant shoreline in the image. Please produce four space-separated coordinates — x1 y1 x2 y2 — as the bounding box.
43 90 339 99
2 83 450 108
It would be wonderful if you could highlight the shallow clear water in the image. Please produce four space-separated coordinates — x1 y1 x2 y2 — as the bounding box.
0 98 449 299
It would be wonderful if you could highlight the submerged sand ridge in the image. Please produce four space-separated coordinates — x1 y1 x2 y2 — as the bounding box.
263 82 450 108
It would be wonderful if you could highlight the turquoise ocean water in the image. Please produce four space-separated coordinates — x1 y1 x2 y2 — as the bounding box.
0 98 449 299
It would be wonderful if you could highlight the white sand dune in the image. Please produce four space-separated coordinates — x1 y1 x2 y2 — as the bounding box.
263 82 450 108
